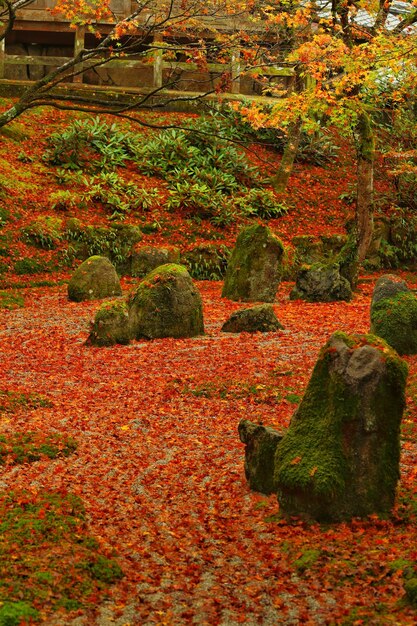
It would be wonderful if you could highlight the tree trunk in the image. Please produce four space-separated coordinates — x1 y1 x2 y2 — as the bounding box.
356 111 375 263
270 117 303 193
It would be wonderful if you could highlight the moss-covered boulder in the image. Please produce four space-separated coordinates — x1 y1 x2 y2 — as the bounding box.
275 331 408 522
222 224 284 302
221 304 283 333
130 245 180 278
128 264 204 339
68 256 122 302
370 290 417 355
290 262 352 302
370 274 411 315
87 300 130 347
238 419 285 495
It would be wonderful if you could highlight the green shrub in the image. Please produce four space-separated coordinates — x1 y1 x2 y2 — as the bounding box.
184 244 230 280
0 291 24 310
234 188 288 219
49 190 81 212
14 258 49 275
0 601 40 626
43 116 139 172
21 216 63 250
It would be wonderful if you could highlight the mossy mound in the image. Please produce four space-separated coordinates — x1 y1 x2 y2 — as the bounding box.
129 264 204 339
65 219 142 273
370 291 417 355
275 331 408 522
21 216 63 250
0 490 123 623
370 274 411 315
68 256 122 302
222 224 284 302
130 244 180 278
87 300 130 347
184 243 230 280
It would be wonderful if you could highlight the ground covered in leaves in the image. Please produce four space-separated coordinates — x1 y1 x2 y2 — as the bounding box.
1 102 417 624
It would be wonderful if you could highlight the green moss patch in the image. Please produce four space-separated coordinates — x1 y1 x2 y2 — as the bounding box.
0 490 124 621
13 258 50 276
0 291 24 310
0 390 53 414
293 549 322 573
0 432 77 465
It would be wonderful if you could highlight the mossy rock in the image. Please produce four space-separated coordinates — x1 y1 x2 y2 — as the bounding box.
21 216 63 250
128 264 204 339
275 331 408 522
221 304 283 333
238 419 285 495
87 300 130 347
68 256 122 302
370 290 417 355
222 224 284 302
290 262 352 302
130 244 180 278
370 274 410 316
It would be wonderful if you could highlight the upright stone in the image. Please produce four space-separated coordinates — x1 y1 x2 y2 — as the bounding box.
370 274 410 315
222 224 284 302
128 264 204 339
68 256 122 302
275 332 408 522
238 419 285 495
370 277 417 355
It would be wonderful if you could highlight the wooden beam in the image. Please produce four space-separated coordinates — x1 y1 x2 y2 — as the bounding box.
0 39 4 80
73 25 85 84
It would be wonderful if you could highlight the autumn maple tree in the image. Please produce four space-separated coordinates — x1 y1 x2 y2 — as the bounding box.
239 0 417 266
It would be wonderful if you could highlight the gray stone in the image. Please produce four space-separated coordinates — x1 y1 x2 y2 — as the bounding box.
221 304 283 333
86 300 130 347
290 262 352 302
275 332 408 522
370 274 410 315
68 256 122 302
222 224 284 302
128 263 204 339
238 419 285 495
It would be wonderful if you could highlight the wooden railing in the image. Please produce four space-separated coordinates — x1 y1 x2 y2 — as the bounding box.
0 0 293 95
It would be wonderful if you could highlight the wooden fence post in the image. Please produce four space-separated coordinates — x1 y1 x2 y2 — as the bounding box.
73 25 86 83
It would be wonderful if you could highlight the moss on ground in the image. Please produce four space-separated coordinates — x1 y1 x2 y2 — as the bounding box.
0 432 77 465
0 490 124 623
0 291 24 310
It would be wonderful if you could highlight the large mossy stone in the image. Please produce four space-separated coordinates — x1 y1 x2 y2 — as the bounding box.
130 245 180 278
290 262 352 302
222 224 284 302
86 300 130 347
275 331 408 522
370 274 410 316
128 264 204 339
370 290 417 355
238 419 285 495
68 256 122 302
221 304 283 333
